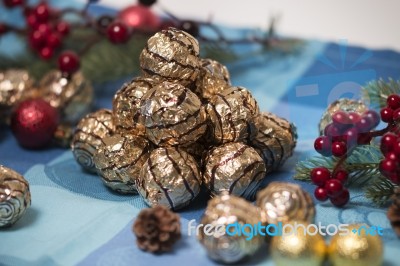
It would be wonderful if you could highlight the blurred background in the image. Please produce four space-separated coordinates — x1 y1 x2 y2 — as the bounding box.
95 0 400 50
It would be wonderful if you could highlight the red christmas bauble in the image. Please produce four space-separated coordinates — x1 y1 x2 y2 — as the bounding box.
11 99 59 149
117 5 160 30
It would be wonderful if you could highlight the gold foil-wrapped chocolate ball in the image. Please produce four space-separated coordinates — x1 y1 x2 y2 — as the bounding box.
328 224 383 266
140 28 200 86
194 58 231 99
206 87 259 144
71 109 114 173
39 70 93 124
271 222 326 266
198 193 263 264
251 112 297 171
319 98 367 134
256 182 315 224
141 81 207 146
137 147 201 210
0 165 31 227
93 134 151 194
203 142 266 200
112 77 157 136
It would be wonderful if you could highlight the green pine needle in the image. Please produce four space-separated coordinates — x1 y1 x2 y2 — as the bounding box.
362 78 400 109
365 177 398 206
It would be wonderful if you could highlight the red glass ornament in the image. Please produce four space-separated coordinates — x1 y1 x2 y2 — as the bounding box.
58 51 80 74
106 22 130 44
11 99 59 149
118 5 160 30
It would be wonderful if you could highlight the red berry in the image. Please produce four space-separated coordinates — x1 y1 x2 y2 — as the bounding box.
55 21 70 36
314 136 332 156
39 46 53 60
380 133 398 154
330 189 350 207
314 187 328 201
363 110 380 128
386 152 398 161
3 0 24 8
35 23 52 37
310 167 331 186
0 23 9 35
348 112 361 124
355 117 373 132
333 170 348 184
387 94 400 110
343 127 358 144
324 123 342 137
392 108 400 122
26 13 39 29
325 179 344 198
394 140 400 156
46 32 61 48
58 51 80 74
34 2 50 22
380 107 394 123
331 141 347 157
357 132 372 145
107 22 129 43
28 30 46 49
332 111 351 128
388 173 400 184
379 158 397 176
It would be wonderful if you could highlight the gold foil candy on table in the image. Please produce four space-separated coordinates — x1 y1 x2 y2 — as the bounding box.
250 112 297 171
71 109 114 173
256 182 315 224
93 134 151 194
318 98 367 134
205 86 259 144
137 147 201 210
139 28 200 86
0 165 31 227
328 224 383 266
140 81 207 146
112 77 157 136
270 221 326 266
194 58 231 100
39 70 93 124
203 142 266 200
198 193 263 264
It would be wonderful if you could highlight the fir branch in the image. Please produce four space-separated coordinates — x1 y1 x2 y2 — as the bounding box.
365 177 399 206
362 78 400 109
294 155 337 181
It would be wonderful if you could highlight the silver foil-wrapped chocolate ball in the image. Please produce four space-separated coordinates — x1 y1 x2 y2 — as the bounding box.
93 134 151 194
0 165 31 227
319 98 367 135
206 87 259 144
194 58 231 99
112 77 157 136
141 81 207 146
203 142 266 200
251 112 297 171
39 70 93 124
256 182 315 224
137 147 201 210
198 193 263 264
71 109 114 173
140 28 200 86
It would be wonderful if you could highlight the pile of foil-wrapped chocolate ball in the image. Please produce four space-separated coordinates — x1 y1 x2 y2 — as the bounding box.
71 28 297 210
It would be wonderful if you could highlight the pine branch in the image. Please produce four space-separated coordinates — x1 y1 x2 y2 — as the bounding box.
365 177 399 206
362 78 400 109
294 156 338 181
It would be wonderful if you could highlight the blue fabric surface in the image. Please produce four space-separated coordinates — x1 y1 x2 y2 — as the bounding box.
1 3 400 266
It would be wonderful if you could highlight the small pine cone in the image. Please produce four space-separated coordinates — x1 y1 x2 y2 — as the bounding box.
133 205 181 252
388 187 400 237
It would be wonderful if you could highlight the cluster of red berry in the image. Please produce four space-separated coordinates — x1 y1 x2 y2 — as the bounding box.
379 94 400 185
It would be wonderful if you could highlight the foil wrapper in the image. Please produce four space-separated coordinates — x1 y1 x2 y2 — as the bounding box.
137 147 201 210
194 58 231 99
198 193 263 264
112 77 157 136
0 165 31 227
39 70 93 124
94 134 151 194
206 87 259 144
319 98 367 134
250 112 297 171
71 109 115 173
203 142 266 200
141 81 207 146
256 182 315 224
140 28 200 86
53 123 74 148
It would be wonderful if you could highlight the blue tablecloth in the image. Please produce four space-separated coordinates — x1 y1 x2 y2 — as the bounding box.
1 2 400 266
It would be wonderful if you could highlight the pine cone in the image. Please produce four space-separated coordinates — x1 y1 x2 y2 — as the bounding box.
387 187 400 237
133 205 181 252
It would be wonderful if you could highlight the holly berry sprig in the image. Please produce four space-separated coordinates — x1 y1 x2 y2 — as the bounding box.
309 95 400 207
